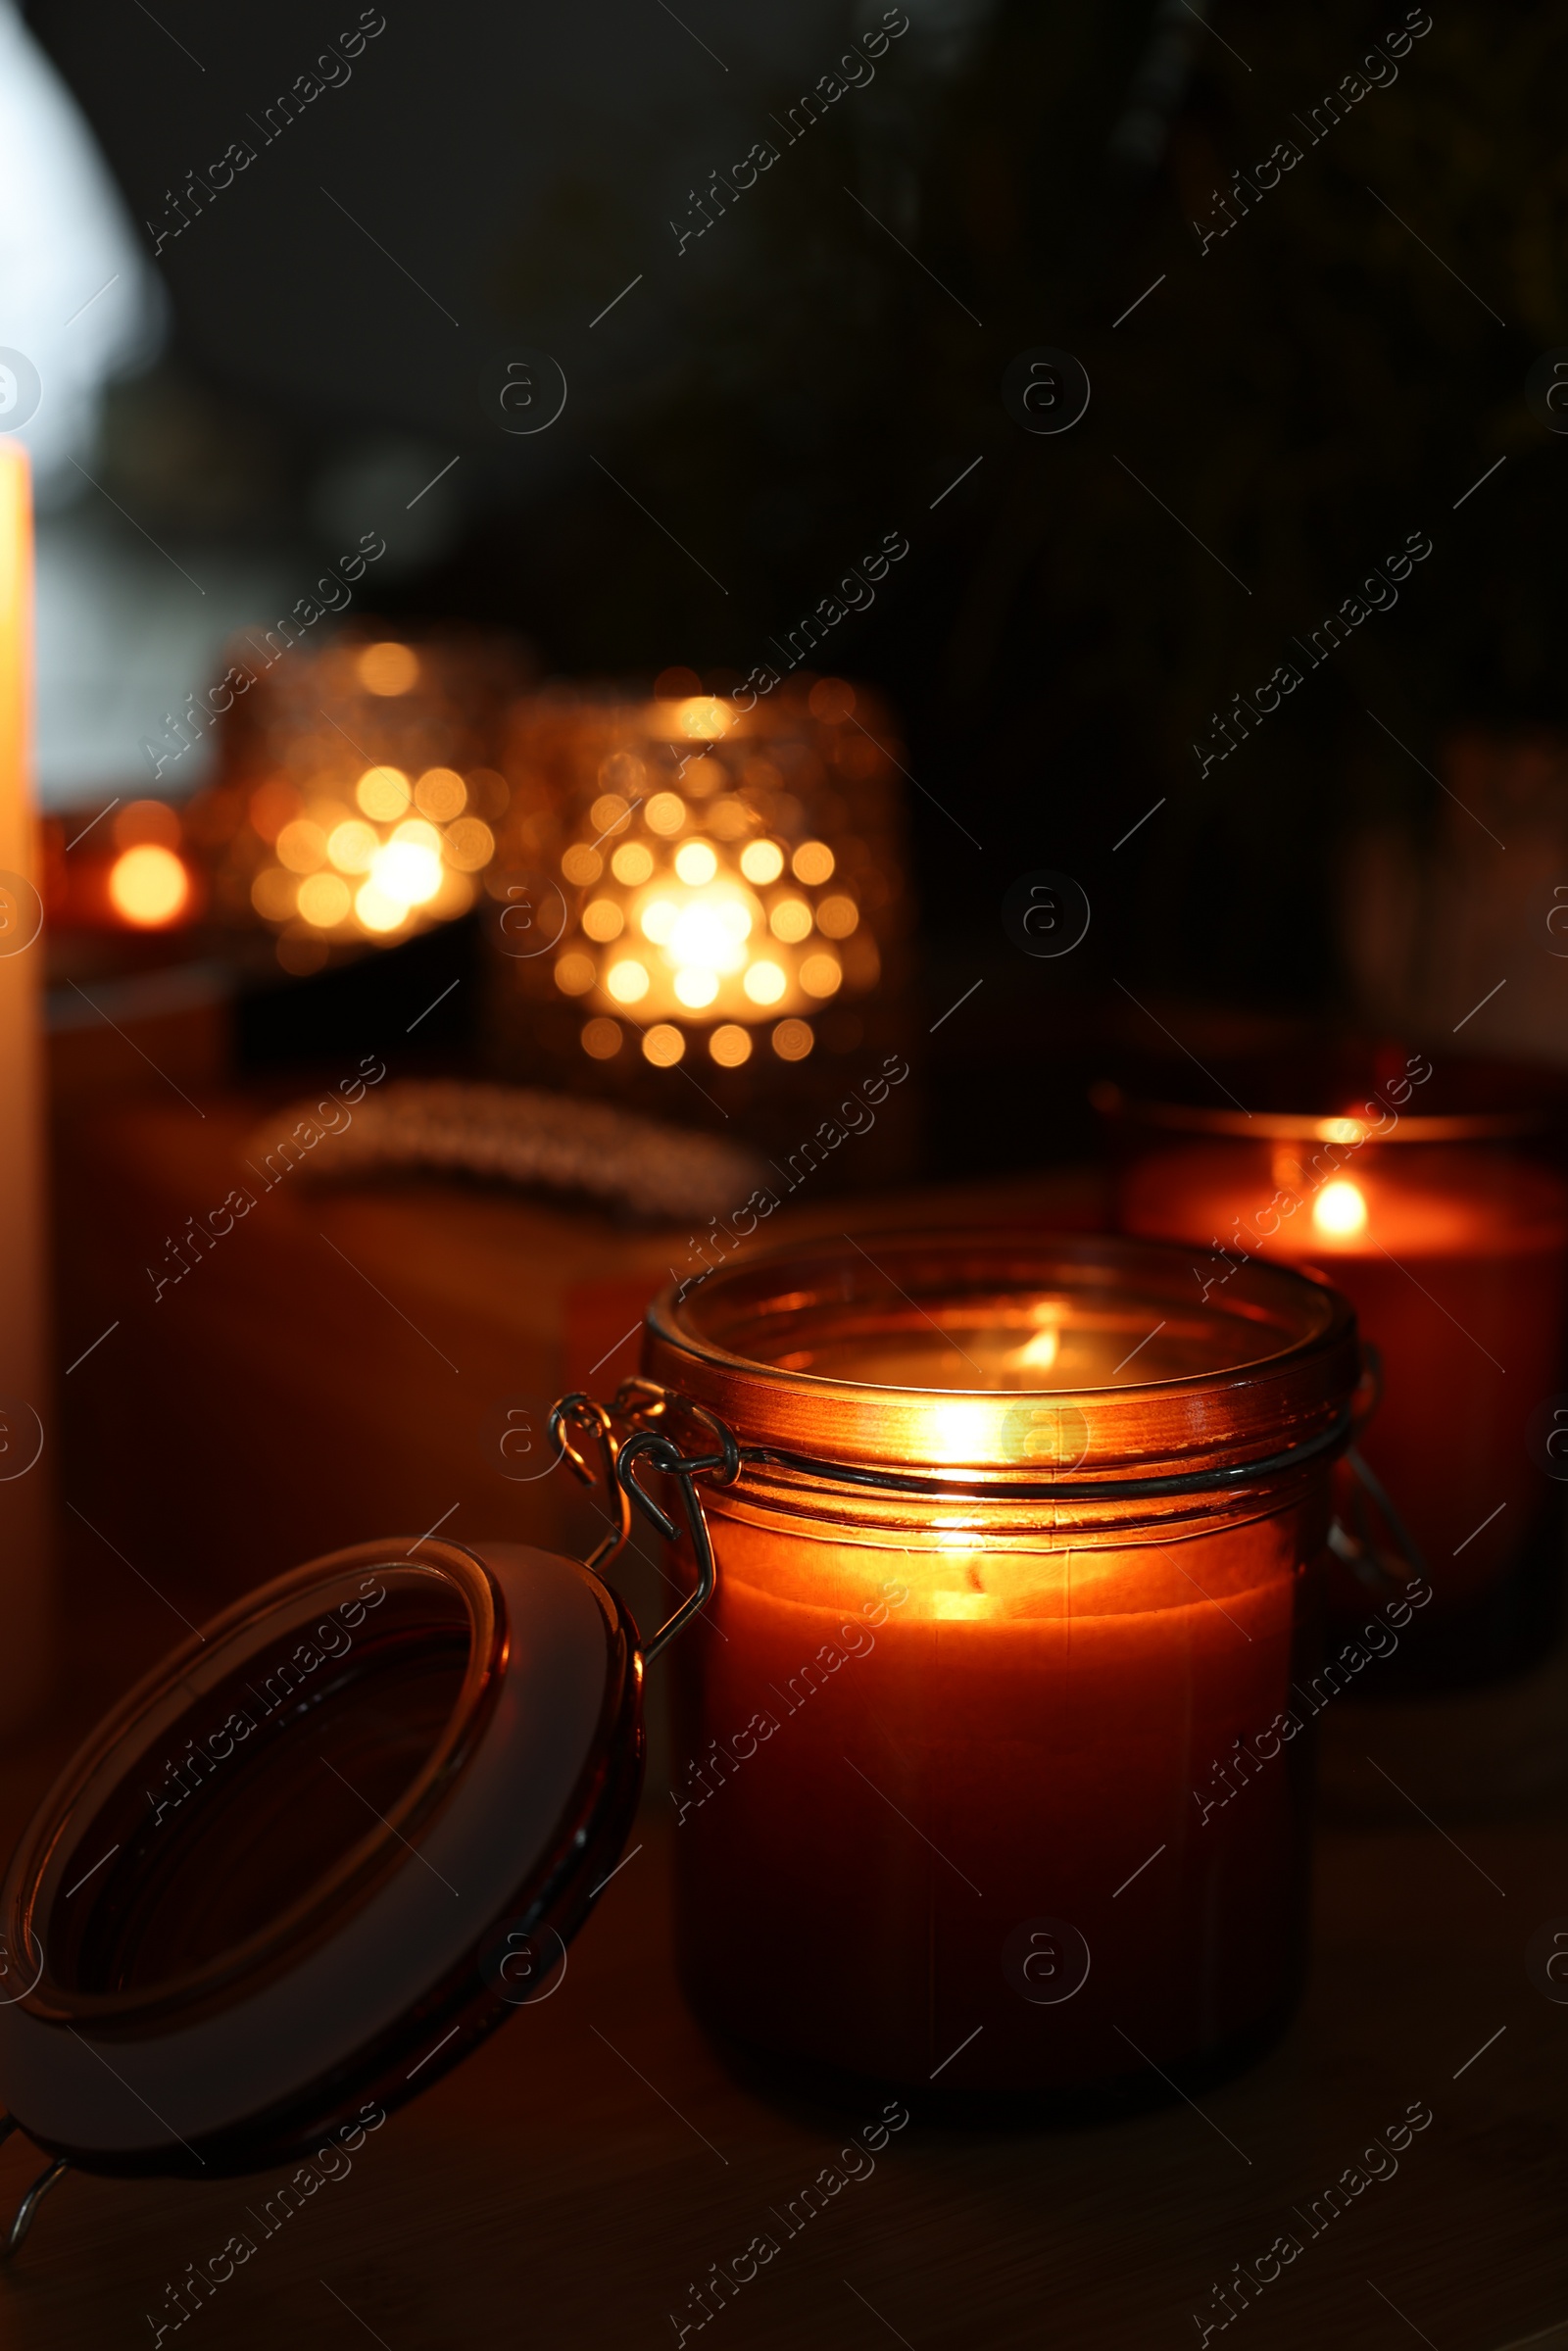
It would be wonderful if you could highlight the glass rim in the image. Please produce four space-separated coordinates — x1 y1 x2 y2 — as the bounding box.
1095 1084 1549 1146
645 1228 1359 1486
1092 1053 1568 1147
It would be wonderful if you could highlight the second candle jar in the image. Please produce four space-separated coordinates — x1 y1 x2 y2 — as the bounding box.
641 1232 1360 2104
1100 1054 1568 1685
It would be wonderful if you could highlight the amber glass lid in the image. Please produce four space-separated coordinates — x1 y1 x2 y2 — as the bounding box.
0 1538 642 2179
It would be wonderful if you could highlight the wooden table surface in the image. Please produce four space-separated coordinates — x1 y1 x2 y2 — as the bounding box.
1 1786 1564 2351
6 1095 1565 2348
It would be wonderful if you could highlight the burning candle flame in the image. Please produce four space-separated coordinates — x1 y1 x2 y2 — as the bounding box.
1313 1179 1368 1238
1008 1325 1060 1375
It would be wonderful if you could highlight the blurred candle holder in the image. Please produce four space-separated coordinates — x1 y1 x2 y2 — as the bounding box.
41 790 213 943
483 672 911 1141
83 626 530 976
612 1229 1359 2104
1097 1048 1568 1693
211 626 526 974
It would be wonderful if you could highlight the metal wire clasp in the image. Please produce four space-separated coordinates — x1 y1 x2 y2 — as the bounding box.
549 1394 631 1574
1328 1342 1430 1595
550 1384 740 1663
0 2116 69 2263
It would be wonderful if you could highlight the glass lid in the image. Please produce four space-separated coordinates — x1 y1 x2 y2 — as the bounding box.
0 1537 642 2186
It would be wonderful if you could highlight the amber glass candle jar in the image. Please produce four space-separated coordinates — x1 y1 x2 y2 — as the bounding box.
1099 1052 1568 1689
639 1231 1358 2104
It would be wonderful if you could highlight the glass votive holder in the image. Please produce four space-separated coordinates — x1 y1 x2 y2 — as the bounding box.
481 674 910 1116
186 624 528 973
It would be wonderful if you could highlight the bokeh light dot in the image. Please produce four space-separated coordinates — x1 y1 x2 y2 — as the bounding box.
358 642 419 696
772 1018 814 1061
710 1024 753 1067
643 1023 686 1065
109 845 188 926
356 765 412 821
581 1017 623 1059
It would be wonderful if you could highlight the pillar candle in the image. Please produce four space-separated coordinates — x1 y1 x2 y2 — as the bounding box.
0 443 52 1724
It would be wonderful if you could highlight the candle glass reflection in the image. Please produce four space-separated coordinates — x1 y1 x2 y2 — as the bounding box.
636 1231 1358 2105
1100 1053 1568 1690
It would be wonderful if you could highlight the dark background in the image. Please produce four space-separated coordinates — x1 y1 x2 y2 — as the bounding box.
26 0 1568 1169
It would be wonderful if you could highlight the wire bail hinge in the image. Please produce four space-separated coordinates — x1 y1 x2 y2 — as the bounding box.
549 1393 632 1574
551 1385 739 1663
